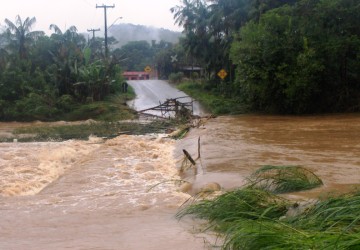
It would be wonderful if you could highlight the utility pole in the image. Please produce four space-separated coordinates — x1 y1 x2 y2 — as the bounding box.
87 28 100 40
96 4 115 58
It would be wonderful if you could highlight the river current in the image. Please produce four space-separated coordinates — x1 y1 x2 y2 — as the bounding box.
0 132 210 249
1 113 360 249
179 114 360 199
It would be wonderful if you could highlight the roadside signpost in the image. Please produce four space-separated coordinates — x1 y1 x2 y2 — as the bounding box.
144 66 152 73
171 54 178 63
217 69 228 80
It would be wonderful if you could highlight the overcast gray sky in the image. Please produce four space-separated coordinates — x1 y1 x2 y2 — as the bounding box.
1 0 183 34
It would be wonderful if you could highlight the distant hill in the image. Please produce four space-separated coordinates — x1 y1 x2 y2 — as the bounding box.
109 23 182 48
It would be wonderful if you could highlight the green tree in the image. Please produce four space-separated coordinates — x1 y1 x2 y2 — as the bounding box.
48 24 86 96
4 15 44 59
0 16 125 121
231 0 360 113
171 0 251 82
172 0 212 73
115 40 153 71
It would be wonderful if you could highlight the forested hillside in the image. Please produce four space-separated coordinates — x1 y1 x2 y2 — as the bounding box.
109 23 182 48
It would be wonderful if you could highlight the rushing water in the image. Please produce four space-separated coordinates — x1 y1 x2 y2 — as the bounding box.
1 113 360 249
178 114 360 199
0 132 210 249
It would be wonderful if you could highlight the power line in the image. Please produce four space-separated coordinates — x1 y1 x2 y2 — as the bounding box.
87 28 100 40
96 4 115 58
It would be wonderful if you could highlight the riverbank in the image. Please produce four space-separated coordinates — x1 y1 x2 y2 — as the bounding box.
1 90 136 122
177 81 248 115
174 114 360 249
0 119 181 142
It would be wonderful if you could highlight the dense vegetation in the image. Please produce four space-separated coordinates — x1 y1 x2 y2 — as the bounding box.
1 0 359 120
113 40 174 73
171 0 360 114
0 16 129 121
178 166 360 249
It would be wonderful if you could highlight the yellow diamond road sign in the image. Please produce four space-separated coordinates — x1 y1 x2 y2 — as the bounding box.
217 69 227 79
144 66 152 73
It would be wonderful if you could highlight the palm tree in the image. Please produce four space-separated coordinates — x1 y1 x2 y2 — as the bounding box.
208 0 250 33
171 0 207 33
4 15 44 59
49 24 80 44
207 0 252 73
171 0 254 81
49 24 86 59
48 24 87 96
0 33 9 69
171 1 211 63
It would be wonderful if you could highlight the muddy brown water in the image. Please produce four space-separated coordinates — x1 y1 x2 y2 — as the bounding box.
178 114 360 199
1 114 360 249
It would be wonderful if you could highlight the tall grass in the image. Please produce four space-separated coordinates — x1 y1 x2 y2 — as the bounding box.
222 219 312 249
291 192 360 233
177 188 289 231
248 165 323 193
178 167 360 249
222 218 360 249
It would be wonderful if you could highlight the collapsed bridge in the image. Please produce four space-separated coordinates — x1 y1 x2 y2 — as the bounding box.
137 96 194 119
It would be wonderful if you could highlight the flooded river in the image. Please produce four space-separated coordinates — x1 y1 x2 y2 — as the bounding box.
0 133 211 249
1 114 359 249
1 78 360 249
179 114 360 199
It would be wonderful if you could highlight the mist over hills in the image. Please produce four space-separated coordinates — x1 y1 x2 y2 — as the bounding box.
108 23 182 48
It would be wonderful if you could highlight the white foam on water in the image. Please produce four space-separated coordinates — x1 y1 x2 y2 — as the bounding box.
0 134 191 211
0 140 101 196
0 134 211 250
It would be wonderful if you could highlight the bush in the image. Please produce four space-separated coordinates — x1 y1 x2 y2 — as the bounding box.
56 95 75 112
12 93 59 121
177 81 249 115
191 72 199 79
169 72 185 83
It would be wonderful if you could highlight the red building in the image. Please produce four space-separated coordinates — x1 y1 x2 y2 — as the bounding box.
123 71 150 80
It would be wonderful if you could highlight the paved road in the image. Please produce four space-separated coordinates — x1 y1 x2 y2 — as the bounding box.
127 80 207 117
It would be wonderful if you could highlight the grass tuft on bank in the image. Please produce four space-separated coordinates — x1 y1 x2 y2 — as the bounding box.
178 166 360 249
177 187 289 223
248 165 323 194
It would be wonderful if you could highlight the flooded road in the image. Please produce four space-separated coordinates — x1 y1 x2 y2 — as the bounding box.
1 79 360 249
1 114 360 248
0 135 211 249
0 80 213 249
127 80 208 117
